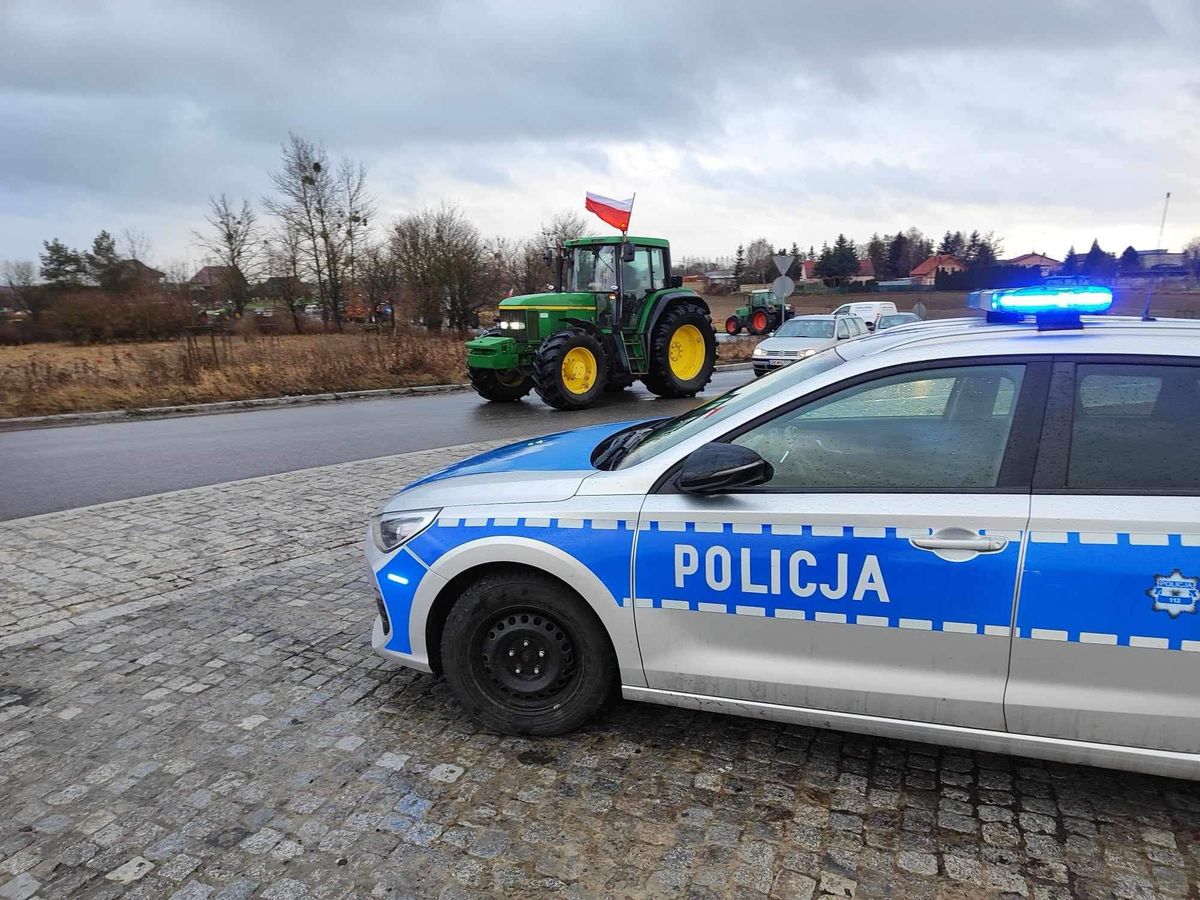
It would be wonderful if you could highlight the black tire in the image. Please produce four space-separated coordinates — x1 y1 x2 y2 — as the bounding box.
748 308 772 335
468 366 533 402
532 327 608 410
440 570 617 736
724 315 742 335
641 299 717 399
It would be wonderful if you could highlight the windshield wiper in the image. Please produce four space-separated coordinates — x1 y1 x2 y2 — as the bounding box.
593 418 669 470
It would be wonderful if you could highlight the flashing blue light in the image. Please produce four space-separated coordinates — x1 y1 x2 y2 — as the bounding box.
969 285 1113 315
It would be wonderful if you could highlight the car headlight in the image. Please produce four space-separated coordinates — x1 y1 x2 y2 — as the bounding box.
800 348 817 357
752 346 766 358
371 509 439 553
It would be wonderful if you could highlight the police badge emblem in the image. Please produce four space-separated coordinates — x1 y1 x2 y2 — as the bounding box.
1147 569 1200 618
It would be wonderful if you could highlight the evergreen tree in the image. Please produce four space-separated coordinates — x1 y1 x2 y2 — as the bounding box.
1062 245 1078 275
807 245 816 261
1119 245 1140 272
865 233 887 279
816 235 859 280
39 238 86 288
1083 239 1107 276
938 230 966 258
790 241 800 257
733 244 745 282
85 230 124 291
886 232 910 279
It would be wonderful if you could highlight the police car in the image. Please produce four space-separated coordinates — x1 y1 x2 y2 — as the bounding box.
366 286 1200 779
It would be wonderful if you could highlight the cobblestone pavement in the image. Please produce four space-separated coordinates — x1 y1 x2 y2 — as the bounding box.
2 445 1199 899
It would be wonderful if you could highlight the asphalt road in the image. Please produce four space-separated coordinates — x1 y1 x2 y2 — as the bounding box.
0 369 751 520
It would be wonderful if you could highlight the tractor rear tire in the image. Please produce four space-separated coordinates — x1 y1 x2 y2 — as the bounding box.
642 300 717 399
532 327 608 410
724 316 742 335
749 309 771 335
468 367 533 402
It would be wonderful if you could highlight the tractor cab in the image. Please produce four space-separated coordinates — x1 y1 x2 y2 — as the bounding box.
560 236 681 329
465 234 715 410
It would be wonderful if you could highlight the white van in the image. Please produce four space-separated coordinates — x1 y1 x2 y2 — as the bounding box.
832 300 897 329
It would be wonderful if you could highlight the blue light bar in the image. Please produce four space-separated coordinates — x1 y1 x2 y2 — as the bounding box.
969 284 1113 315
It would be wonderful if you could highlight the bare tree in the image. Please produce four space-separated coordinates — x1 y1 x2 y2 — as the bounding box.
265 134 373 332
360 241 403 328
121 228 152 262
391 205 487 331
539 211 587 248
2 260 53 323
195 194 262 316
265 222 310 334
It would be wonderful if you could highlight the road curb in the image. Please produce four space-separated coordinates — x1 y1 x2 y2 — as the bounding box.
0 362 753 433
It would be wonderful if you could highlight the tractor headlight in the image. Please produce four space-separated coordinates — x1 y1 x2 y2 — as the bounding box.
509 319 524 330
498 321 509 329
372 509 439 553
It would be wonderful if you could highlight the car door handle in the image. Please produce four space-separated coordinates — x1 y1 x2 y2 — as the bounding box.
910 536 1008 553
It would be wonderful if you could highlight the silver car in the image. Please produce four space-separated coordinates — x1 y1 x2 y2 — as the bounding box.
752 314 867 377
366 287 1200 779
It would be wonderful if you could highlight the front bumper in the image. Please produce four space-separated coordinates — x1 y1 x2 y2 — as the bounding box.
371 613 433 674
752 356 796 375
465 334 521 370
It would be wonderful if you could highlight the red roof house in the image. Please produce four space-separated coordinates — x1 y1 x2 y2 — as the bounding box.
910 254 965 286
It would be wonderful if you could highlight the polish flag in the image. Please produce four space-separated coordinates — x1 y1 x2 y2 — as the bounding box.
585 192 634 233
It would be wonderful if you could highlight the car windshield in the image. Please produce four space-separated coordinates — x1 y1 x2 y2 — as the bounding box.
878 314 917 328
616 349 845 468
566 245 617 292
775 318 834 339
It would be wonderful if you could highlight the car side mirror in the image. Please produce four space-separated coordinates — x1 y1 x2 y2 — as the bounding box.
768 331 775 337
620 242 636 263
669 274 683 288
677 443 774 495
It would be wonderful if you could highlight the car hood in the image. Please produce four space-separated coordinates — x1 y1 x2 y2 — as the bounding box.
758 335 835 353
379 419 642 513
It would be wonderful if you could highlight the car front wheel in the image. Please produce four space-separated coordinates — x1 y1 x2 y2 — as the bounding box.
440 570 617 735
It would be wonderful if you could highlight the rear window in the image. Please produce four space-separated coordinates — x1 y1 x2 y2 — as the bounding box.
1068 363 1200 491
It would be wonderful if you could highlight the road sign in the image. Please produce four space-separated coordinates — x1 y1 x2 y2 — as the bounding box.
771 275 795 299
773 255 793 277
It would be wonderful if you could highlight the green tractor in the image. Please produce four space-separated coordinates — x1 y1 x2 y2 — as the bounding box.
465 236 717 410
724 288 795 336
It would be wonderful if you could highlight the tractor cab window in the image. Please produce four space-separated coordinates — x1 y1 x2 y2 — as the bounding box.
621 247 653 301
648 248 666 291
568 245 618 293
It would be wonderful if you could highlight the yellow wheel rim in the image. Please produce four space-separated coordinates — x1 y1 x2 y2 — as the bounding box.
668 324 706 381
561 346 598 395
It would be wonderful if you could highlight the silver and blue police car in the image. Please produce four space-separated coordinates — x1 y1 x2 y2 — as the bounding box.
366 286 1200 779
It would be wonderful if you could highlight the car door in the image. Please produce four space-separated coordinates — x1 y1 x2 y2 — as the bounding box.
633 358 1048 730
1007 358 1200 752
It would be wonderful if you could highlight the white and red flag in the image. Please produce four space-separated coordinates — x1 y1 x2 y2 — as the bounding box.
584 192 634 233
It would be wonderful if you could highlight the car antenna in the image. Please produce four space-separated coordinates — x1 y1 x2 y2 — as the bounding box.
1141 191 1171 322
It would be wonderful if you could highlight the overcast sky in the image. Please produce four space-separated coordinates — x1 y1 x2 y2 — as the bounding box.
2 0 1198 271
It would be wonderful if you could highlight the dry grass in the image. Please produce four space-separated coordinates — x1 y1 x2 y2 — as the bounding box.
0 331 468 417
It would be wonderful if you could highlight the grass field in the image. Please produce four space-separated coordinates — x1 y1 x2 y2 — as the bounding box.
1 325 758 418
0 332 468 417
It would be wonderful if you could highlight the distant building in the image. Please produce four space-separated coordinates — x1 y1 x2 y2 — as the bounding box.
1137 249 1186 269
1003 253 1061 277
849 258 875 284
909 254 965 286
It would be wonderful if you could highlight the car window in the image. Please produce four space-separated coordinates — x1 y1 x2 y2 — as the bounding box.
617 350 845 468
775 319 834 339
1067 363 1200 491
851 318 866 336
733 364 1026 490
836 320 850 339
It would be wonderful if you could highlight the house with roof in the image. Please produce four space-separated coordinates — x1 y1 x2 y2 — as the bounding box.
849 258 875 284
910 254 965 286
1003 253 1061 277
115 259 166 289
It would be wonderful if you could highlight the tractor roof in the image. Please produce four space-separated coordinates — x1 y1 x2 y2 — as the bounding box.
564 235 670 249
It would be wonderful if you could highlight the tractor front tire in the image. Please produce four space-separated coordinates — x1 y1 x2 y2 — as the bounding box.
468 367 533 402
532 327 608 410
724 316 742 335
642 300 717 399
749 309 772 335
